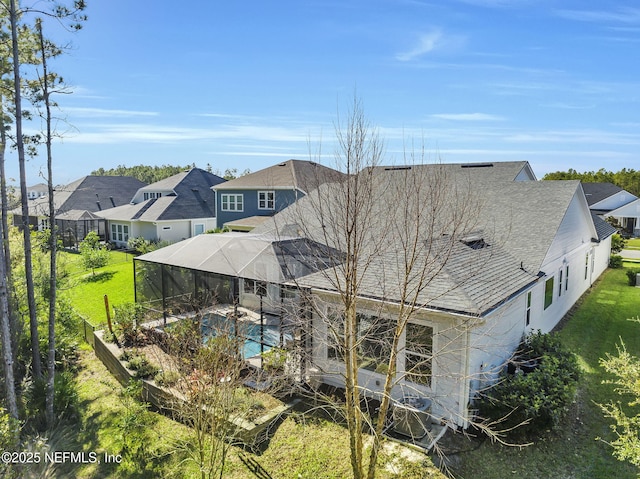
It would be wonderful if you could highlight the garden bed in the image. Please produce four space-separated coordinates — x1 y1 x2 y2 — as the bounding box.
93 329 298 445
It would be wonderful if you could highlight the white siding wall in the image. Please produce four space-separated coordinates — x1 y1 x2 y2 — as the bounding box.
309 294 471 428
156 221 190 243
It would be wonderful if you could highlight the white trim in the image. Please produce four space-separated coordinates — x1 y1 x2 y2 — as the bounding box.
221 193 244 212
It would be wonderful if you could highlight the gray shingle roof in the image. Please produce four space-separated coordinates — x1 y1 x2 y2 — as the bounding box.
214 159 344 193
251 161 585 316
22 176 147 218
581 182 624 206
96 168 224 222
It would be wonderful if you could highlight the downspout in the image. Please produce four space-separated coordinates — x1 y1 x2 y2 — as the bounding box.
462 326 472 429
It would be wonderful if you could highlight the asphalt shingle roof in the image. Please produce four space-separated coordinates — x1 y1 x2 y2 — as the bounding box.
96 168 225 221
22 176 147 218
214 159 344 193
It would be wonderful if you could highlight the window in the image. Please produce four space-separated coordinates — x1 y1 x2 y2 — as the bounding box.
565 265 569 292
585 253 589 280
544 277 554 310
221 194 243 212
558 269 563 297
357 313 393 373
143 192 162 200
258 190 275 210
111 223 129 242
194 223 205 235
525 291 532 326
325 310 394 374
243 278 267 296
405 322 433 386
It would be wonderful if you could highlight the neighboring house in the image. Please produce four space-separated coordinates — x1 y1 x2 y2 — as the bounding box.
213 159 344 231
605 199 640 237
95 168 225 248
581 182 637 216
27 183 48 200
132 161 614 430
12 176 147 248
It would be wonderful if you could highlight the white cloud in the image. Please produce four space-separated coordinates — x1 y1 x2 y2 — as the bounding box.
64 107 159 118
556 7 640 25
396 29 446 62
430 113 505 121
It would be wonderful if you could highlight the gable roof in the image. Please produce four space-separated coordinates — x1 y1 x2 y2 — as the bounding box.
581 182 625 206
213 159 344 193
252 161 589 316
21 176 147 218
96 168 224 222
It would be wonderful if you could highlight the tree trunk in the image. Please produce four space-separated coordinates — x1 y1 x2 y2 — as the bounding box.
0 201 18 420
9 0 42 379
36 19 57 426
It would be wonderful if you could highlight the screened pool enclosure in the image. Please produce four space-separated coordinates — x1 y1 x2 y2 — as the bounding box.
133 233 337 366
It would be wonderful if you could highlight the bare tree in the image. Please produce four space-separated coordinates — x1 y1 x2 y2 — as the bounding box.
263 97 521 478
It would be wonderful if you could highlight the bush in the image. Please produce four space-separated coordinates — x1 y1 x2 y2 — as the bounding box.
625 268 640 286
125 353 159 379
155 370 180 387
610 254 624 268
611 234 627 254
478 331 580 435
113 303 145 345
23 372 80 431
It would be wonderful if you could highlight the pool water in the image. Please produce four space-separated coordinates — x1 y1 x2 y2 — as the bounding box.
202 313 289 359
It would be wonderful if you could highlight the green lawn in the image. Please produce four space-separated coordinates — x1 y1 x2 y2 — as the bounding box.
625 237 640 250
67 255 640 478
62 250 136 326
454 267 640 479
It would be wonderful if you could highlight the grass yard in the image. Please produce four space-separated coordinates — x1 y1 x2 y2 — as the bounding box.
625 238 640 250
453 267 640 479
70 350 444 479
62 250 136 326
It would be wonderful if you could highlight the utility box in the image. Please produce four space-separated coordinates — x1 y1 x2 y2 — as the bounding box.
391 396 432 439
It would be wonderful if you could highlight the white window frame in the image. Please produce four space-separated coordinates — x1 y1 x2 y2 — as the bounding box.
221 194 244 212
111 223 129 243
258 190 275 210
404 321 434 388
194 223 205 235
525 291 532 326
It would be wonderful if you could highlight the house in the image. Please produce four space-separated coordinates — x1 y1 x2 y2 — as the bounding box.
605 199 640 237
27 183 48 200
12 176 147 248
95 168 225 248
132 161 614 429
213 159 344 231
581 182 637 216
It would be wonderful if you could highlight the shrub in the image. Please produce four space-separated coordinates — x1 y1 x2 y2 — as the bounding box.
126 353 159 380
610 254 624 268
625 268 640 286
155 370 180 387
113 303 145 345
478 331 580 435
611 234 627 254
23 372 80 431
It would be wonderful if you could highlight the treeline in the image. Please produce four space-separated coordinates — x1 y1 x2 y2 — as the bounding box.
542 168 640 197
91 164 195 184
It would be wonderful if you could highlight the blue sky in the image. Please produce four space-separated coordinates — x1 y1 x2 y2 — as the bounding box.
15 0 640 184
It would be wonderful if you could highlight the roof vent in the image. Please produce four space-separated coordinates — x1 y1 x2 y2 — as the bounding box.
383 166 412 171
461 163 494 168
461 234 489 250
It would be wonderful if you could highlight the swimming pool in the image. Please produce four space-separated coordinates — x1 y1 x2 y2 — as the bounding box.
201 312 290 359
